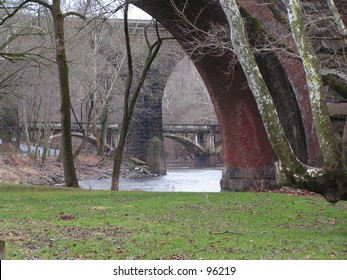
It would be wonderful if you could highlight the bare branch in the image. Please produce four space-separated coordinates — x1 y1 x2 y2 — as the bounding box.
321 68 347 83
63 11 87 19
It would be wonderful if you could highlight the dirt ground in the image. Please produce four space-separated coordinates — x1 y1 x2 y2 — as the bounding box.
0 156 153 186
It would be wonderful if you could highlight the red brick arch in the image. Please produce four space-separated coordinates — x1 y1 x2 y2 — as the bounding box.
130 0 320 190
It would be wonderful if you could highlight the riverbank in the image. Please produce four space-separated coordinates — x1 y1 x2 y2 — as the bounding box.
0 185 346 259
0 156 321 197
0 156 155 186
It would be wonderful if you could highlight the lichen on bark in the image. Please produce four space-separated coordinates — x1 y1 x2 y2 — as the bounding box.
220 0 347 202
220 0 300 170
286 0 342 170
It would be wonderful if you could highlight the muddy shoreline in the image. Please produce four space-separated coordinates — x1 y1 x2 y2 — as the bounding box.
0 156 156 186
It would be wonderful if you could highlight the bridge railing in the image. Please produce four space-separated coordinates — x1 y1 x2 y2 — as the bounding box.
163 124 219 133
30 122 119 132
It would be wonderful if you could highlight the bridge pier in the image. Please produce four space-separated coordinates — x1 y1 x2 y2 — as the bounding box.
194 132 217 167
146 136 167 175
220 166 277 192
125 51 182 171
194 153 217 168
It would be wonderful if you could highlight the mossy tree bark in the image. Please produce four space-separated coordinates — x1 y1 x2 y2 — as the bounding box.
220 0 347 202
326 0 347 44
286 0 341 170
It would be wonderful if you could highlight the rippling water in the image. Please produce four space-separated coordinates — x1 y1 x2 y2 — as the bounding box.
79 168 223 192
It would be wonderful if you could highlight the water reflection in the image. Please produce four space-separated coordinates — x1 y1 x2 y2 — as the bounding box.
79 168 222 192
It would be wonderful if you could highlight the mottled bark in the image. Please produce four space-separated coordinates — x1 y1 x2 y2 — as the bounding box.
220 0 300 170
326 0 347 43
286 0 342 170
220 0 347 202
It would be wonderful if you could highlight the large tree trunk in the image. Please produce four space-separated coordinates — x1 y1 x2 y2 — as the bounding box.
220 0 301 169
285 0 346 202
220 0 347 202
286 0 342 170
52 0 78 187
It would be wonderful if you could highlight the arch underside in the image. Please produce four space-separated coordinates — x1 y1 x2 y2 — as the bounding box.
130 0 319 191
50 132 111 152
163 133 208 155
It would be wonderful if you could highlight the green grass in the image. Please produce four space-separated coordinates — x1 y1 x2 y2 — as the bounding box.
0 184 346 260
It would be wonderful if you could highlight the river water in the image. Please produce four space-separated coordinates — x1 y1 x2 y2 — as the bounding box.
79 168 223 192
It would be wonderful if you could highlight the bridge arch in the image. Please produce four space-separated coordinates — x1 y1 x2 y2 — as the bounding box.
49 132 111 152
162 56 217 125
163 133 208 155
129 0 315 191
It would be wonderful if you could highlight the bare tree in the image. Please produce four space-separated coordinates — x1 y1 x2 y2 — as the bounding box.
111 4 163 191
69 18 126 158
1 0 86 187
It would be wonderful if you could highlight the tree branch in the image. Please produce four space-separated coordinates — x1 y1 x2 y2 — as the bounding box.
0 0 52 25
63 11 87 20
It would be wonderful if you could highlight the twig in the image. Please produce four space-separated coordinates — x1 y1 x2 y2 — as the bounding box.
210 231 244 235
209 230 267 236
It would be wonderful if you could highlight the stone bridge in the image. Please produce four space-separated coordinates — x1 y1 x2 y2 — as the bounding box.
127 0 347 192
45 122 221 166
163 124 221 167
163 124 221 155
6 1 345 193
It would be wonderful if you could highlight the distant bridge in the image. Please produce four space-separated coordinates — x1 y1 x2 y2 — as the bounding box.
163 124 221 155
49 132 113 152
31 122 221 164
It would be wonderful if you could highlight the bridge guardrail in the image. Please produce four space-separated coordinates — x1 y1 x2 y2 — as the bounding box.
163 124 219 132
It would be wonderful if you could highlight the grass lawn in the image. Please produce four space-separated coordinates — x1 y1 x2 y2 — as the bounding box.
0 184 346 260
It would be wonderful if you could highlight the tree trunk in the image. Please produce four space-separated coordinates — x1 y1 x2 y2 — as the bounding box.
286 0 342 170
21 98 32 158
219 0 301 170
52 0 78 187
74 96 91 158
343 120 347 168
111 119 129 191
326 0 347 44
41 97 51 163
97 108 108 157
0 240 5 260
73 133 89 159
220 0 347 202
